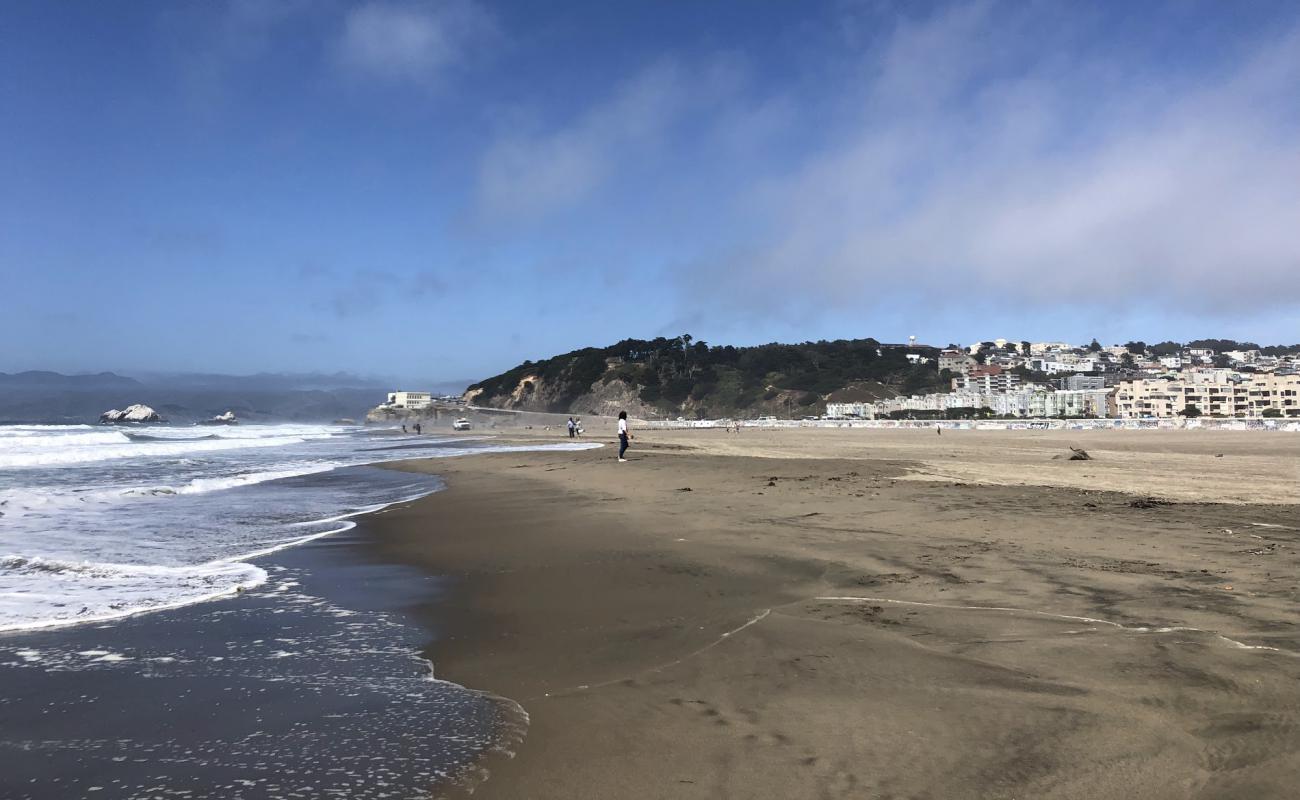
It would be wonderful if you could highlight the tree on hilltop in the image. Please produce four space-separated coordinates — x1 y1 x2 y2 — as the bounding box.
1186 338 1260 353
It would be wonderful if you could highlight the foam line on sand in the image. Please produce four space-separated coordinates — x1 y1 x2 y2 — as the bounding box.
815 595 1297 656
531 609 774 701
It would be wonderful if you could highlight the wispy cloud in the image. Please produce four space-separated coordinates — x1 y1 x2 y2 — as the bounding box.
474 60 691 223
687 7 1300 317
470 3 1300 324
336 0 495 85
309 266 462 319
168 0 316 108
139 224 226 256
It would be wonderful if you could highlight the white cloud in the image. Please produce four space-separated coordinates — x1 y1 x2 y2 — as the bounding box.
677 7 1300 317
466 4 1300 325
474 60 693 223
337 0 494 84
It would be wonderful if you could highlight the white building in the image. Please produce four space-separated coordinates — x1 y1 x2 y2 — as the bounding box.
386 391 432 409
1029 342 1073 355
986 390 1033 417
1225 349 1261 364
1048 389 1111 417
825 402 872 418
1033 358 1099 375
1056 374 1106 391
954 371 1021 393
832 385 1113 419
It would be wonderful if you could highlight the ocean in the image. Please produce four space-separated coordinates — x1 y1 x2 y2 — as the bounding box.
0 422 598 798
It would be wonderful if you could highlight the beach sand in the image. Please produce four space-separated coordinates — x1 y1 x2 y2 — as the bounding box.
366 428 1300 798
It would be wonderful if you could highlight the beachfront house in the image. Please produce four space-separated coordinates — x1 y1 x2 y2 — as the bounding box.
386 391 432 410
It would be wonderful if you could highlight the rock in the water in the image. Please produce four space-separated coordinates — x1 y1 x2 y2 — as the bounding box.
201 411 238 425
100 404 162 423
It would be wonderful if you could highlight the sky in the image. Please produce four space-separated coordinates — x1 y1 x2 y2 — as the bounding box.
2 0 1299 386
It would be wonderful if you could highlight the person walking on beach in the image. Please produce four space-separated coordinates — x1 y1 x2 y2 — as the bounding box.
414 422 422 435
567 417 576 438
617 411 632 462
402 424 407 434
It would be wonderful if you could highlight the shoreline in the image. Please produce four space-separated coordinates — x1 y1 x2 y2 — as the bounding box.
0 454 551 799
4 427 1298 797
366 428 1300 798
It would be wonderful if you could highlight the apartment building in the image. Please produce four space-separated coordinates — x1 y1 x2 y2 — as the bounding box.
830 386 1112 419
938 349 976 375
1114 373 1300 418
953 365 1020 393
1033 388 1111 418
1054 374 1106 391
825 401 872 418
1247 373 1300 414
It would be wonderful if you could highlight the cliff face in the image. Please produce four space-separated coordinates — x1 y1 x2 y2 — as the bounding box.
462 371 653 417
568 378 658 419
365 405 454 424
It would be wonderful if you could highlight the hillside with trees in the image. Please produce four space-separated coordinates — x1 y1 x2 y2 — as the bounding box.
464 336 948 419
1126 339 1300 356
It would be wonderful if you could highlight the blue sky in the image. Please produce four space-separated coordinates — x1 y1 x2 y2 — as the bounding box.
3 1 1298 386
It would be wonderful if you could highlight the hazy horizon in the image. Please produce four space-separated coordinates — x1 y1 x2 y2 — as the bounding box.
4 1 1299 383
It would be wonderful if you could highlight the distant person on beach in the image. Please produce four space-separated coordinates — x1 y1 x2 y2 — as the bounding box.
567 417 576 438
414 422 422 435
402 424 407 434
617 411 631 462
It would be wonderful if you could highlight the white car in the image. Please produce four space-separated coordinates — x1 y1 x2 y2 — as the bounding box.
452 418 472 431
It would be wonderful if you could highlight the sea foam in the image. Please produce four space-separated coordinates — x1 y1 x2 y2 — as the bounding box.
0 423 600 631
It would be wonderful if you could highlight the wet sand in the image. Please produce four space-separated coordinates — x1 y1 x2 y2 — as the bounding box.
370 428 1300 798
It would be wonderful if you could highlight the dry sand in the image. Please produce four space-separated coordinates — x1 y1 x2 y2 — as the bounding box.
367 427 1300 798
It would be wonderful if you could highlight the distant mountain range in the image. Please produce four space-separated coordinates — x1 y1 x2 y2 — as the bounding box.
0 371 400 424
0 371 143 389
127 371 394 391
